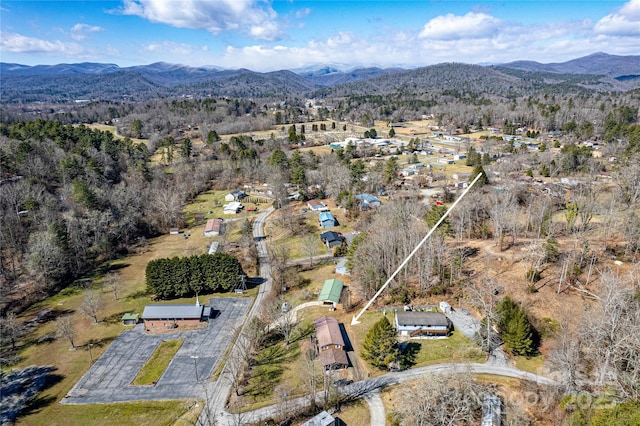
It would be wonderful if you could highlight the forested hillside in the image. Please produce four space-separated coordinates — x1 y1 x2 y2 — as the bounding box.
0 120 217 312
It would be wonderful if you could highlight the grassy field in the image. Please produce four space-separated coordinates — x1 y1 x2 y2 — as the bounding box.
513 354 544 374
331 398 371 426
408 330 485 367
132 338 184 385
8 182 263 424
17 400 201 426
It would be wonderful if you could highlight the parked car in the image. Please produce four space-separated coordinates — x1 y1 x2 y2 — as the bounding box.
332 378 352 387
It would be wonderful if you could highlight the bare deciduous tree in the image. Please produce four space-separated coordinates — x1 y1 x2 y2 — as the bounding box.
301 233 320 267
104 272 123 301
80 290 103 324
397 371 489 426
56 316 77 349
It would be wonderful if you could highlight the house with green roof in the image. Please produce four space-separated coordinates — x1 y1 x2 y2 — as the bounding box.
318 278 344 308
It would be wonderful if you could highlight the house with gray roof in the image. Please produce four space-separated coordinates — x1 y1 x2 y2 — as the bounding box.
395 311 451 338
142 303 211 333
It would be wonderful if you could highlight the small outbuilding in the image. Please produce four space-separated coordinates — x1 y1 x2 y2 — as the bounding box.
395 311 451 338
318 278 344 308
121 313 139 326
439 301 452 313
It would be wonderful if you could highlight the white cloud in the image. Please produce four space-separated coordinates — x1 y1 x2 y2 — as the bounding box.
419 12 503 40
0 31 83 55
295 8 311 19
70 23 104 41
120 0 281 40
143 40 197 56
595 0 640 36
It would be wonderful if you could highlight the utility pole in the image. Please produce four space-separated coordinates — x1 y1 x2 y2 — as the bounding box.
87 343 94 365
191 355 199 382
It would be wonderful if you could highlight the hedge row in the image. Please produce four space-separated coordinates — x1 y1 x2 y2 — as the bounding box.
146 253 245 299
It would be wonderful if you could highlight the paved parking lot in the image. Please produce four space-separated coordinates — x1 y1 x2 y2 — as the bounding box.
62 297 252 404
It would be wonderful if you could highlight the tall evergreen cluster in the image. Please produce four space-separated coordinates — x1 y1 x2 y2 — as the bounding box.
145 253 245 299
496 297 538 356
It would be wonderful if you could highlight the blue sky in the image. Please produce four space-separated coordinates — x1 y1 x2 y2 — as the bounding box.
1 1 638 71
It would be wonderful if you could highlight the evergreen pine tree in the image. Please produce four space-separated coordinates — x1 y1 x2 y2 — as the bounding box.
362 316 399 370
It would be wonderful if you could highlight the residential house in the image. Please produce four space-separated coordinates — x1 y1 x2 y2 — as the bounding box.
320 231 345 248
318 278 344 308
307 199 329 212
319 211 338 228
401 168 418 177
356 193 381 209
204 218 223 236
223 201 243 214
141 303 211 333
314 316 349 370
224 189 247 202
395 311 451 338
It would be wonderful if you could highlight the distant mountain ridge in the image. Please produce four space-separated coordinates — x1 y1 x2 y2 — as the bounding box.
498 52 640 79
1 52 638 103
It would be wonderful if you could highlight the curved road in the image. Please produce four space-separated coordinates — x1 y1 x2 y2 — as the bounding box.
198 206 558 425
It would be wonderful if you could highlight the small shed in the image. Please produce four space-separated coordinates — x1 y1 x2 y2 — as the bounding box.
121 313 139 326
208 241 220 254
318 279 344 308
439 301 452 313
395 311 451 337
169 228 180 235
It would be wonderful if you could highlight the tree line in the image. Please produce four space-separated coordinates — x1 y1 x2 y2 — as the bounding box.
145 253 246 299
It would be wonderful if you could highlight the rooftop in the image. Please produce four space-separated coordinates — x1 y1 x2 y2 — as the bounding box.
318 278 344 304
314 316 345 348
395 311 449 327
142 304 205 320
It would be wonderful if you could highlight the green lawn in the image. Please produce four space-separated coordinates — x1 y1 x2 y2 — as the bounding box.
132 338 184 385
19 400 200 426
513 354 544 374
408 330 485 367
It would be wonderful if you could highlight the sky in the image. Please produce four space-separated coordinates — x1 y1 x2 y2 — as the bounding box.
1 0 638 72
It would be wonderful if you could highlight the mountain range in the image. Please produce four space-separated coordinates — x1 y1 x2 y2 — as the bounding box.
1 52 638 103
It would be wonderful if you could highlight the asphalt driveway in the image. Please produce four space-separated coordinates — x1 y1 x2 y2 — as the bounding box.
62 297 252 404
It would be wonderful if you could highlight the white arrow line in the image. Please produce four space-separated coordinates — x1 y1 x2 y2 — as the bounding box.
351 172 483 325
